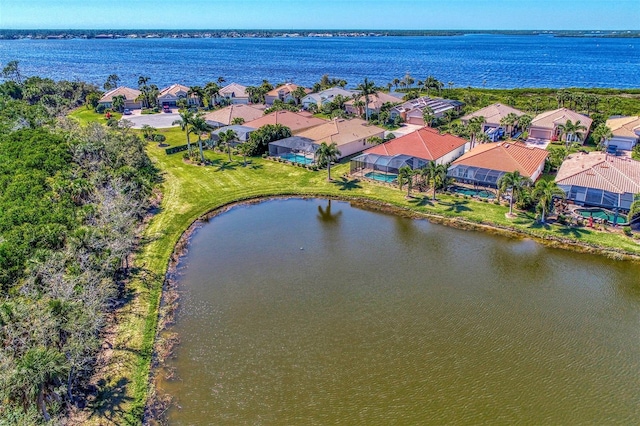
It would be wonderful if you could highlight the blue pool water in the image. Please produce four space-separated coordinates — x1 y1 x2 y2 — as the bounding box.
280 152 314 165
452 186 496 199
365 171 398 183
576 208 627 225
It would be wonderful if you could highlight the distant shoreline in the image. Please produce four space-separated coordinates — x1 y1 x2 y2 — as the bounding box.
1 29 639 40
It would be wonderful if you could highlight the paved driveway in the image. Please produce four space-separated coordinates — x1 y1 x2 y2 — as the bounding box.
120 112 181 129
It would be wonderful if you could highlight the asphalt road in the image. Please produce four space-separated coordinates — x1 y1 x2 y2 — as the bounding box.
120 112 181 129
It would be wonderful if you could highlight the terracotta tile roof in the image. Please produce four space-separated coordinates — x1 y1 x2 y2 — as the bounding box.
219 82 248 98
203 104 266 126
265 83 311 97
556 152 640 194
244 110 327 133
452 142 548 177
158 84 191 97
606 116 640 139
364 127 467 161
297 118 385 147
461 103 526 125
99 86 141 102
531 108 593 131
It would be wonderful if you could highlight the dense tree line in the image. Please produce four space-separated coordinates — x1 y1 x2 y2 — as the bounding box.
0 64 158 423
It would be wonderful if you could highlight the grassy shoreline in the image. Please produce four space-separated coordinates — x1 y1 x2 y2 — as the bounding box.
68 111 639 424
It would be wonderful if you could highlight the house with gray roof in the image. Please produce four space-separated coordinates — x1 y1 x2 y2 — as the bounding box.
301 87 357 110
389 96 464 125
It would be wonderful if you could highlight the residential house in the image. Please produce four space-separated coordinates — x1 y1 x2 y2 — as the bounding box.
604 116 640 151
244 110 327 134
344 91 403 116
295 118 385 159
556 152 640 210
301 87 357 110
209 125 256 147
204 104 266 128
264 83 311 105
460 103 526 140
98 86 142 110
351 127 468 176
448 142 548 187
157 84 199 107
217 83 250 105
528 108 593 143
389 96 464 125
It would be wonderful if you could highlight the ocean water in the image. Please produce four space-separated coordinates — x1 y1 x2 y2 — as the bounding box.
1 35 638 89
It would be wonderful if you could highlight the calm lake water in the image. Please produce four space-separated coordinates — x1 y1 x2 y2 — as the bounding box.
1 35 639 89
160 198 640 424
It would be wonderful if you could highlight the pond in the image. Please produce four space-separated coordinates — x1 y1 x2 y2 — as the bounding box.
159 198 640 424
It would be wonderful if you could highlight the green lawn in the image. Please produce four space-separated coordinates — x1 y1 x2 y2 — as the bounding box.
70 107 121 125
84 122 640 424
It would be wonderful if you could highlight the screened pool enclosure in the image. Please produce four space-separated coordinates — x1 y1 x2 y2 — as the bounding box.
268 136 319 161
557 184 635 211
446 164 506 188
350 153 429 177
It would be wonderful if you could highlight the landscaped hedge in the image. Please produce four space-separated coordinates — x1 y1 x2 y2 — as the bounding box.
165 144 189 155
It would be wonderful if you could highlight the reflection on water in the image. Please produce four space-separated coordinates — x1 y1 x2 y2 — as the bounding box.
160 199 640 424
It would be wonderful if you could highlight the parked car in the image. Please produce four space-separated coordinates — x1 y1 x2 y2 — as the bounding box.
123 108 132 115
163 105 171 113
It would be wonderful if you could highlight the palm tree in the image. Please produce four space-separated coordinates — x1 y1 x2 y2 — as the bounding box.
292 86 307 105
398 166 415 197
500 112 519 137
188 85 204 107
217 76 226 84
172 110 195 157
592 123 613 151
188 114 211 163
422 161 448 200
557 119 587 148
137 75 151 108
497 170 531 216
203 81 221 107
237 141 251 166
356 78 376 121
517 114 533 135
112 95 125 112
315 141 341 181
217 129 238 162
422 106 435 127
468 116 485 148
448 81 454 94
532 179 565 223
392 78 400 90
141 124 156 141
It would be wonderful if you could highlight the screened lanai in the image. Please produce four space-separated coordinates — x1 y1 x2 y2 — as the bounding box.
268 136 319 164
446 164 506 188
350 153 429 176
557 184 635 211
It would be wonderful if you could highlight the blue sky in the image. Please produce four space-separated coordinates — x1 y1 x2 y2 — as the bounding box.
1 0 638 30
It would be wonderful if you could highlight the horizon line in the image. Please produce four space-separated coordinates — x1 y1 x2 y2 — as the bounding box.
1 28 638 32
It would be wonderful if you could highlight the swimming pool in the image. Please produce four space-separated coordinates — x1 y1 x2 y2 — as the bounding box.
576 208 627 225
451 186 496 199
365 171 398 183
279 152 314 165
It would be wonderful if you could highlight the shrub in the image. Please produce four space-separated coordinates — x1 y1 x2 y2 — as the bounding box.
262 153 268 159
153 134 166 142
623 226 633 236
95 103 107 114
